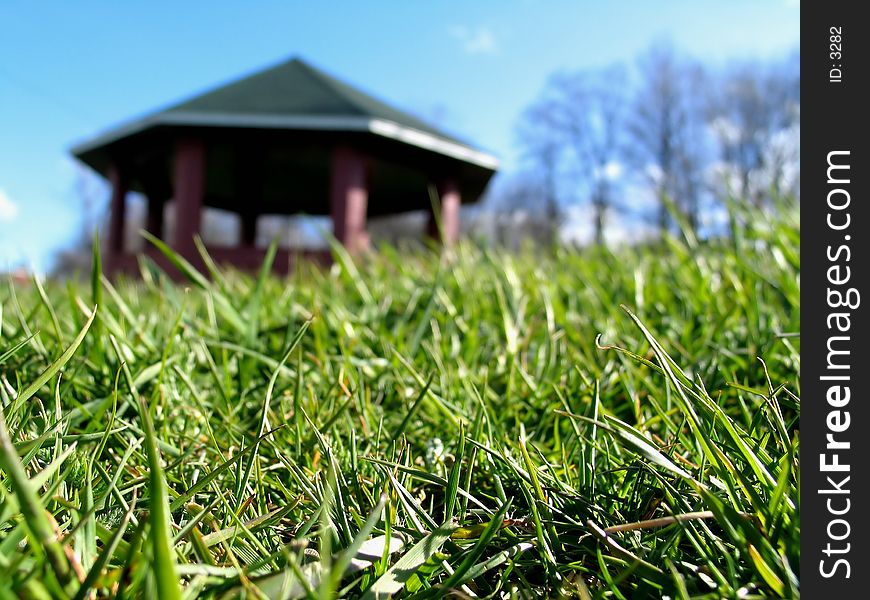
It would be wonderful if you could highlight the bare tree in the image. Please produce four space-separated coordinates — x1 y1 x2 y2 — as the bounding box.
514 100 563 244
707 53 800 206
626 43 708 235
515 66 627 245
548 67 626 245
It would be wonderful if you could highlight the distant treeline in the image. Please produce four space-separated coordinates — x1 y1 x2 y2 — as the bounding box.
491 42 800 246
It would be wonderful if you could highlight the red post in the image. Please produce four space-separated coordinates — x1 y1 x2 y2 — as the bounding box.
240 212 258 247
238 145 263 248
106 163 128 266
173 138 206 259
330 147 369 254
427 178 461 245
145 195 164 239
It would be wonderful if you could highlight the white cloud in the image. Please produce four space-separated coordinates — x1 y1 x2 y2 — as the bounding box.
0 189 19 222
449 25 499 55
594 161 623 181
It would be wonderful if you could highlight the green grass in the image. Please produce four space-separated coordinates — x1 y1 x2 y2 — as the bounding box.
0 202 799 598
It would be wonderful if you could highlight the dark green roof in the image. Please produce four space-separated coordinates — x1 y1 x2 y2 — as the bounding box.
72 57 498 170
166 59 452 140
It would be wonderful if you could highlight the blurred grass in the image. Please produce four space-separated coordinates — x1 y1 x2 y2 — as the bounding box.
0 201 799 598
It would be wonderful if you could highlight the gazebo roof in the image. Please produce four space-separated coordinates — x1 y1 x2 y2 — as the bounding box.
72 57 498 170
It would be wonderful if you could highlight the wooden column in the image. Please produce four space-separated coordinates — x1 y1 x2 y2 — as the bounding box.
427 178 461 245
240 213 258 247
173 138 206 259
145 196 165 239
237 144 264 248
106 163 128 262
330 147 369 254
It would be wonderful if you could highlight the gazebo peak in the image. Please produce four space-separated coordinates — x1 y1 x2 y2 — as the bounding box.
165 58 455 140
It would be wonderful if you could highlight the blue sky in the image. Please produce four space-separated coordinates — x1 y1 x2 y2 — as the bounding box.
0 0 799 271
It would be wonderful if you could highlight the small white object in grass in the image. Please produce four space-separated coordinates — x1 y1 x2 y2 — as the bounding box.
425 438 445 467
698 571 717 589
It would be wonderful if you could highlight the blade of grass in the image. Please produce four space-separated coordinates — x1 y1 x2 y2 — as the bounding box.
361 521 455 600
137 395 183 600
8 306 96 419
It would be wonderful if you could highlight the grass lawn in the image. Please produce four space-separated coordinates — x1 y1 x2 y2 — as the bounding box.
0 203 799 599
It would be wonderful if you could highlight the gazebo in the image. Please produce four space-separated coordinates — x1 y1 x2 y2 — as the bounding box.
71 57 498 276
